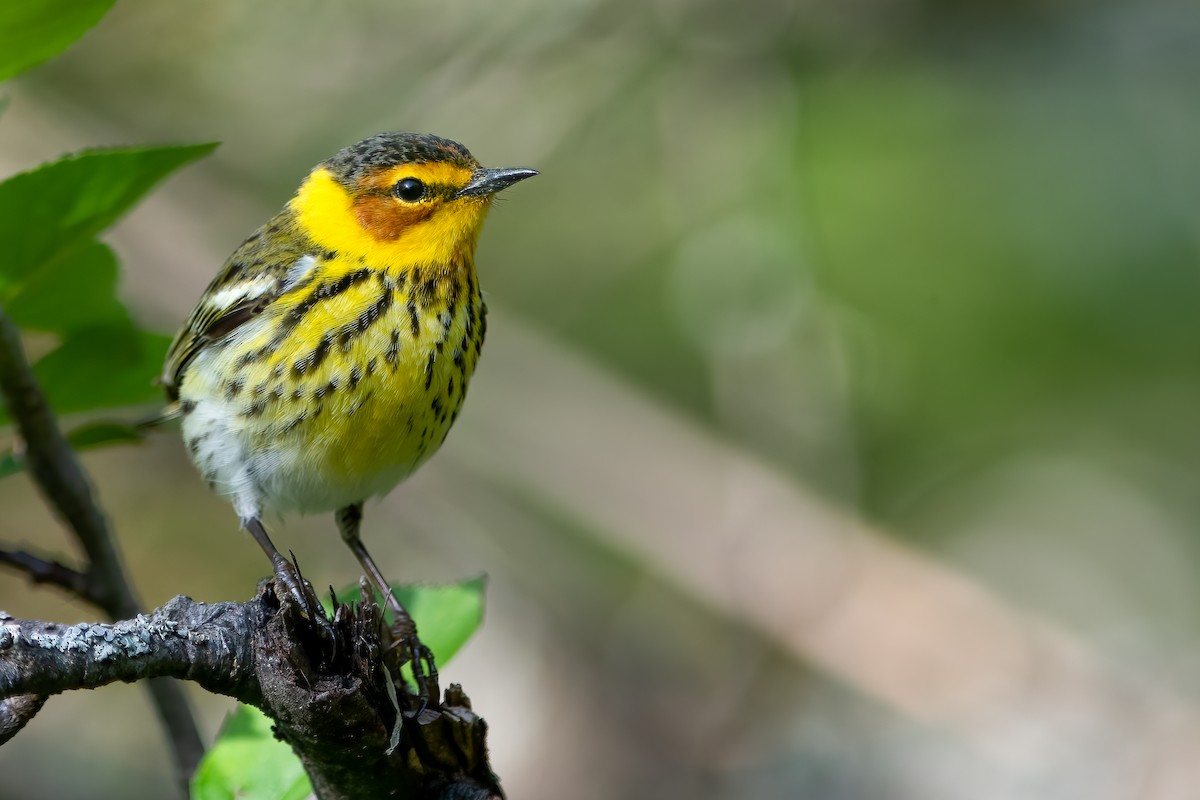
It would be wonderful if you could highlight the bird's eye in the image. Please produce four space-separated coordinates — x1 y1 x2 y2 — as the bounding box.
393 178 426 202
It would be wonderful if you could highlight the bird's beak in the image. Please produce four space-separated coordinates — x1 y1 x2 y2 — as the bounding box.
456 167 539 198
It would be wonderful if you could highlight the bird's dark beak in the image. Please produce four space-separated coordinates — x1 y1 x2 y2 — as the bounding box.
456 167 539 198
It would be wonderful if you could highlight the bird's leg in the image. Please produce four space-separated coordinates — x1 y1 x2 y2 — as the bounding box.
244 516 329 632
336 503 439 699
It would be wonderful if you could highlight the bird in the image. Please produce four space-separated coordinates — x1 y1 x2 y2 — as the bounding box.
161 132 536 652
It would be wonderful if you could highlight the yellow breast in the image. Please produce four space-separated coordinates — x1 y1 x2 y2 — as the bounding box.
178 258 484 515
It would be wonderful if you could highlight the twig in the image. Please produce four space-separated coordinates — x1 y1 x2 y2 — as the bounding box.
0 548 96 602
0 693 46 746
0 307 138 617
0 585 504 799
0 303 204 781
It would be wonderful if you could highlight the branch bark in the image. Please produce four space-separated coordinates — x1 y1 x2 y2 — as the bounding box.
0 690 45 746
0 584 504 799
0 302 204 781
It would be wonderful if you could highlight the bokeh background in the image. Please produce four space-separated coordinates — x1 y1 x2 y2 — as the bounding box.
4 0 1200 798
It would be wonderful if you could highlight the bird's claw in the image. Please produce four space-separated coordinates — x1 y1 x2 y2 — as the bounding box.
271 552 335 644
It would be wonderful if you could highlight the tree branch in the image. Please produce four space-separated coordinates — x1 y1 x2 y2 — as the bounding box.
0 584 505 800
0 595 259 700
0 303 205 781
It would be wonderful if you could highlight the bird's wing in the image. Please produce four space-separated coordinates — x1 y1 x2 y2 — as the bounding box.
161 213 317 399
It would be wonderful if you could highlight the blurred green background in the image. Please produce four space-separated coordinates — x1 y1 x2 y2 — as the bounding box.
4 1 1200 798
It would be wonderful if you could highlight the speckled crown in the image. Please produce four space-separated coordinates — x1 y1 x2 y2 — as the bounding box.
323 133 478 185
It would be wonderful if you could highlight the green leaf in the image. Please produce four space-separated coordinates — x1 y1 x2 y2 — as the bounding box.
4 241 128 332
0 143 217 293
0 0 115 82
190 706 310 800
0 419 143 479
33 324 169 415
0 323 170 426
390 576 487 666
65 419 144 448
193 579 487 799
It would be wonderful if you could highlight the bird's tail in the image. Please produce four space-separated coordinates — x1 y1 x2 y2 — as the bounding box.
135 402 183 430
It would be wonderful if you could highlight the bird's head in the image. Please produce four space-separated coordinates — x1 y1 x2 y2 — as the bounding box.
291 132 537 268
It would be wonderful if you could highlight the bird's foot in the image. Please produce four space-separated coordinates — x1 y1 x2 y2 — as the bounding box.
375 588 440 703
271 551 335 645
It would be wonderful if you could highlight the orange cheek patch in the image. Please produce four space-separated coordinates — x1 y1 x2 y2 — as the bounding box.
353 196 433 241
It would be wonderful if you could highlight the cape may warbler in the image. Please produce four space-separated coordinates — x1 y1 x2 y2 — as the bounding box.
162 132 536 639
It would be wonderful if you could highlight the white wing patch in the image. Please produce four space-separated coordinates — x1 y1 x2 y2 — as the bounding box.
199 254 316 317
203 274 277 315
281 254 318 293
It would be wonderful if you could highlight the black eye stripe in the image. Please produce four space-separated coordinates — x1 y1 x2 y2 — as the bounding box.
393 177 426 202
